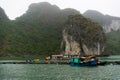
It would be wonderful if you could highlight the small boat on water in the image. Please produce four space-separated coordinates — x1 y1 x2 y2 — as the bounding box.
69 56 106 66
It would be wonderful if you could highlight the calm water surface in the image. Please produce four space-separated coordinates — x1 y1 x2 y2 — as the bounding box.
0 64 120 80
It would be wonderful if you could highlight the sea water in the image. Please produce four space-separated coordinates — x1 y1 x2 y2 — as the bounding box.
0 64 120 80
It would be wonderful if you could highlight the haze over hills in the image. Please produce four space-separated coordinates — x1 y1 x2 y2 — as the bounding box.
83 10 120 32
0 2 81 57
0 7 9 20
83 10 120 54
0 2 119 57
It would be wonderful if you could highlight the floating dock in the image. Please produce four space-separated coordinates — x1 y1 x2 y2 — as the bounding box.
0 60 69 64
0 60 120 65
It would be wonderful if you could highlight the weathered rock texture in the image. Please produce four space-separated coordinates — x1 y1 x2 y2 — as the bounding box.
103 20 120 32
62 15 106 56
62 29 103 56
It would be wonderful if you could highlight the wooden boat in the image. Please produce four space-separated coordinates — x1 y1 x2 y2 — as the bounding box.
69 56 106 66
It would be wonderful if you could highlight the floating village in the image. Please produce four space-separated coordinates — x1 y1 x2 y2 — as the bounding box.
0 53 120 66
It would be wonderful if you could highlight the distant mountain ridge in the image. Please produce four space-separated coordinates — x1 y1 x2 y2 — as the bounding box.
0 7 9 20
16 2 80 27
83 10 120 32
0 2 81 56
0 2 119 56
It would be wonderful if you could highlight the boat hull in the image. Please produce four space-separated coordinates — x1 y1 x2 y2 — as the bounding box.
70 61 97 66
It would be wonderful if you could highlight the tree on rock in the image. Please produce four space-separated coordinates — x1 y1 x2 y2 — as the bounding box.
62 15 106 56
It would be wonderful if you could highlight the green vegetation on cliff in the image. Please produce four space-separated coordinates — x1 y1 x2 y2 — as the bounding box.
83 10 120 26
105 30 120 54
83 10 120 54
0 2 80 57
64 15 105 55
0 2 116 57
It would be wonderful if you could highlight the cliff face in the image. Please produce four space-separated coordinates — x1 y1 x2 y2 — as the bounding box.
0 2 80 56
62 29 102 55
62 15 105 56
62 29 80 55
0 2 119 57
103 20 120 32
83 10 120 33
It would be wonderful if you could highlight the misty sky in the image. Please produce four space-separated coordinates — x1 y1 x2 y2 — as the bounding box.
0 0 120 20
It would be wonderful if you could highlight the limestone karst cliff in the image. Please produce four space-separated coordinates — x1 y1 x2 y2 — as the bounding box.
62 15 106 56
103 20 120 32
1 2 119 57
83 10 120 33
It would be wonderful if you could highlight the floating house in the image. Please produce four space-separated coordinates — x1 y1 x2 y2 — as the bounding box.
51 54 63 59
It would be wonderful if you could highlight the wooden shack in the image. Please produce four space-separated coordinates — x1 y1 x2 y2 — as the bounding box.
51 54 63 60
